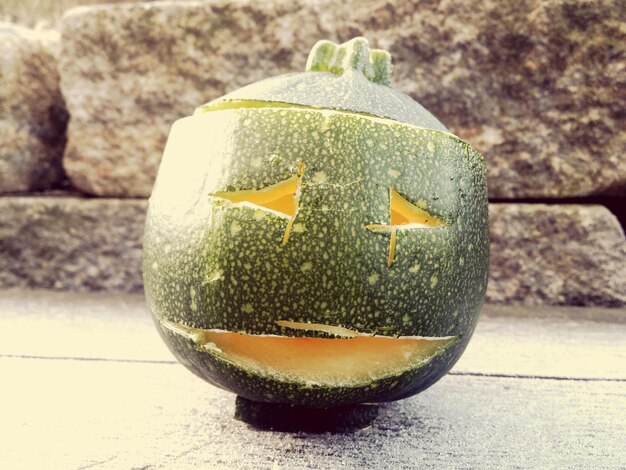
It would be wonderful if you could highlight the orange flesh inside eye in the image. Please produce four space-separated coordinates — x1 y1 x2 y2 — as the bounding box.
365 188 448 266
190 329 455 385
212 173 299 217
390 187 446 227
264 192 296 217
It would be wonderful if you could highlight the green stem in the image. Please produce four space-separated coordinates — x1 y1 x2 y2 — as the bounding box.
305 37 392 86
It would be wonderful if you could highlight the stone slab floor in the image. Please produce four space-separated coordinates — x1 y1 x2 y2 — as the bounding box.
1 289 624 469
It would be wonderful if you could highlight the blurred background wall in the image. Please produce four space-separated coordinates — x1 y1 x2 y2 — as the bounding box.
1 0 624 307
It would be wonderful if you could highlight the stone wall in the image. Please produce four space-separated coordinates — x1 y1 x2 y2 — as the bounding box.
1 0 625 308
0 23 68 192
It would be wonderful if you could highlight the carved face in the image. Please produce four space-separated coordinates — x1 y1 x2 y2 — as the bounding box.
144 105 489 406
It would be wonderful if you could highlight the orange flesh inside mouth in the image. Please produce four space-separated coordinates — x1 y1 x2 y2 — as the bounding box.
163 320 456 385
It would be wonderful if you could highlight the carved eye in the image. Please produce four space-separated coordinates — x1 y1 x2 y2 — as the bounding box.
211 162 304 244
366 187 448 266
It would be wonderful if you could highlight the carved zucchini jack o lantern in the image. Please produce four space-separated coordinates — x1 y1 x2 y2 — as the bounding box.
143 38 489 408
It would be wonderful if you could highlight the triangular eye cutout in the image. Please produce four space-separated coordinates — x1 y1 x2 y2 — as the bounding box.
212 164 304 218
211 162 305 245
366 187 448 266
390 187 447 228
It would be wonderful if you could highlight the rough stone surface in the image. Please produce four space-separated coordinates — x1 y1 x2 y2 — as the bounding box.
0 23 68 193
488 204 626 307
59 0 625 197
385 0 626 199
1 198 625 307
0 197 146 292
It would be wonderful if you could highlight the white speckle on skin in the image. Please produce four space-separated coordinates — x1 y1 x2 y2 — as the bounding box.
459 257 465 266
268 153 282 164
320 116 331 132
292 223 306 233
205 270 224 283
230 221 242 236
368 272 380 285
301 261 313 272
409 263 420 273
430 274 438 288
312 171 327 184
152 261 158 270
388 168 400 178
242 303 254 314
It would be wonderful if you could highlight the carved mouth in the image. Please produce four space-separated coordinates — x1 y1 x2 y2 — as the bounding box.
161 318 457 386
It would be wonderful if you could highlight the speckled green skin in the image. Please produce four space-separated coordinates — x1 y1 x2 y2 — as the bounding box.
143 106 488 406
200 70 448 133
